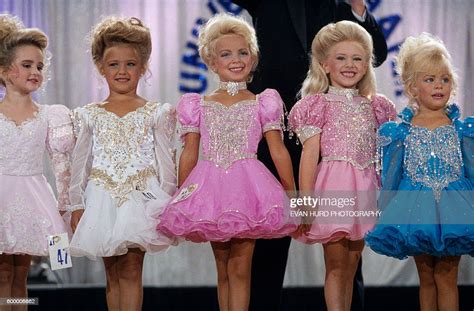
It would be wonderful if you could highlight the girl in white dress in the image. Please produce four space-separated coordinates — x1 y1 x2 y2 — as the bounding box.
68 17 177 311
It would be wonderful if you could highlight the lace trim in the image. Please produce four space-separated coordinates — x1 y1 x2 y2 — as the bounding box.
49 122 73 139
67 205 85 212
262 122 282 133
181 125 200 135
70 109 82 138
295 126 322 145
0 103 43 128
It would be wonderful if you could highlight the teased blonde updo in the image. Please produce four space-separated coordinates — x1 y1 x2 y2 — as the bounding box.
90 16 151 67
396 32 457 111
0 14 48 86
198 13 259 75
300 20 376 98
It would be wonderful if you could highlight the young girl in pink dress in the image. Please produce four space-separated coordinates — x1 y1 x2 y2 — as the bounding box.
0 14 74 304
288 21 396 310
157 13 298 311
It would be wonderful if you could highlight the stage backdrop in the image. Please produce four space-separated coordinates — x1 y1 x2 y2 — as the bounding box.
1 0 472 287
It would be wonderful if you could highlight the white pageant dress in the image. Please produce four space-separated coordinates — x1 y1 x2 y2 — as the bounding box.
69 102 177 259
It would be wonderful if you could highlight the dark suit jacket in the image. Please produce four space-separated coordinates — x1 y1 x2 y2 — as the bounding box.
233 0 387 184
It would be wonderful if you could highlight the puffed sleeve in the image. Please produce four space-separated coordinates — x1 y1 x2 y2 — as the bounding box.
372 94 397 127
288 94 326 145
377 121 408 209
258 88 285 135
177 93 201 142
68 106 94 212
461 116 474 183
45 105 75 212
153 103 178 196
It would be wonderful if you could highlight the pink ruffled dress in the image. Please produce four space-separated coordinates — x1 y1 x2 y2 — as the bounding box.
0 104 75 256
157 89 298 242
288 86 397 243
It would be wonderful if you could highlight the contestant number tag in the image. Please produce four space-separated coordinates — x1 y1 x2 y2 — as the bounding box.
171 183 198 203
48 233 72 270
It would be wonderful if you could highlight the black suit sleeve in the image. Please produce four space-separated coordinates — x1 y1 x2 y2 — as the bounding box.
232 0 262 16
336 3 388 67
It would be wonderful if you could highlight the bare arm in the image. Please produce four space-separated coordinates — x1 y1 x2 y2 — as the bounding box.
293 134 320 236
178 133 200 187
299 135 320 196
265 131 295 193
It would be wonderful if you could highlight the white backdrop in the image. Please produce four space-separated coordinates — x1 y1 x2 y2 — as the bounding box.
1 0 472 286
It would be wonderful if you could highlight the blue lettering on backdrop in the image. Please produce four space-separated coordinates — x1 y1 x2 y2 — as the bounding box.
179 0 242 94
367 0 381 12
369 0 404 99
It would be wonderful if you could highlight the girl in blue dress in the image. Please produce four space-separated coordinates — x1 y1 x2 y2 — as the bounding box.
365 33 474 310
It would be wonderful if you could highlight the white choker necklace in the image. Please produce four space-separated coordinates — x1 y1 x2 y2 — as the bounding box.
219 81 247 96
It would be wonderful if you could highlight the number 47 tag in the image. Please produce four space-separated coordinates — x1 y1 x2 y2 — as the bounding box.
47 233 72 270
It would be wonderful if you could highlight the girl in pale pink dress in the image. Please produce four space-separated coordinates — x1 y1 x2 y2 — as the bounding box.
157 13 298 311
0 14 74 303
288 21 396 310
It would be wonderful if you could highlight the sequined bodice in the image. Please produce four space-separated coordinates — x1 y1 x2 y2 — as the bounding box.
320 91 377 169
69 101 176 210
0 107 47 176
404 125 463 199
200 100 262 169
83 103 157 182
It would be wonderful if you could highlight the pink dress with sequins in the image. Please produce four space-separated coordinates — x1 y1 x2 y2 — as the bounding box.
157 89 298 242
288 87 397 243
0 104 75 256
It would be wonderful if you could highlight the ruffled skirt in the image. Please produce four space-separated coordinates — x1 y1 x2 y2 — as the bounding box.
69 177 176 259
157 159 298 242
365 178 474 259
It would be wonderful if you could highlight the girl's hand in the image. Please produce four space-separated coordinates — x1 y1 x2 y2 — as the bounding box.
292 201 314 238
293 223 312 238
70 209 84 233
349 0 366 16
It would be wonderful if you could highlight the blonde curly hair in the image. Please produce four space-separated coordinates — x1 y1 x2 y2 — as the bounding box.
198 13 259 78
395 32 457 112
300 20 376 98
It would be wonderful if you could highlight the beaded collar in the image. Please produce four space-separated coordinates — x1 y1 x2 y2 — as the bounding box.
327 86 359 96
327 86 359 102
219 81 247 96
326 86 360 103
